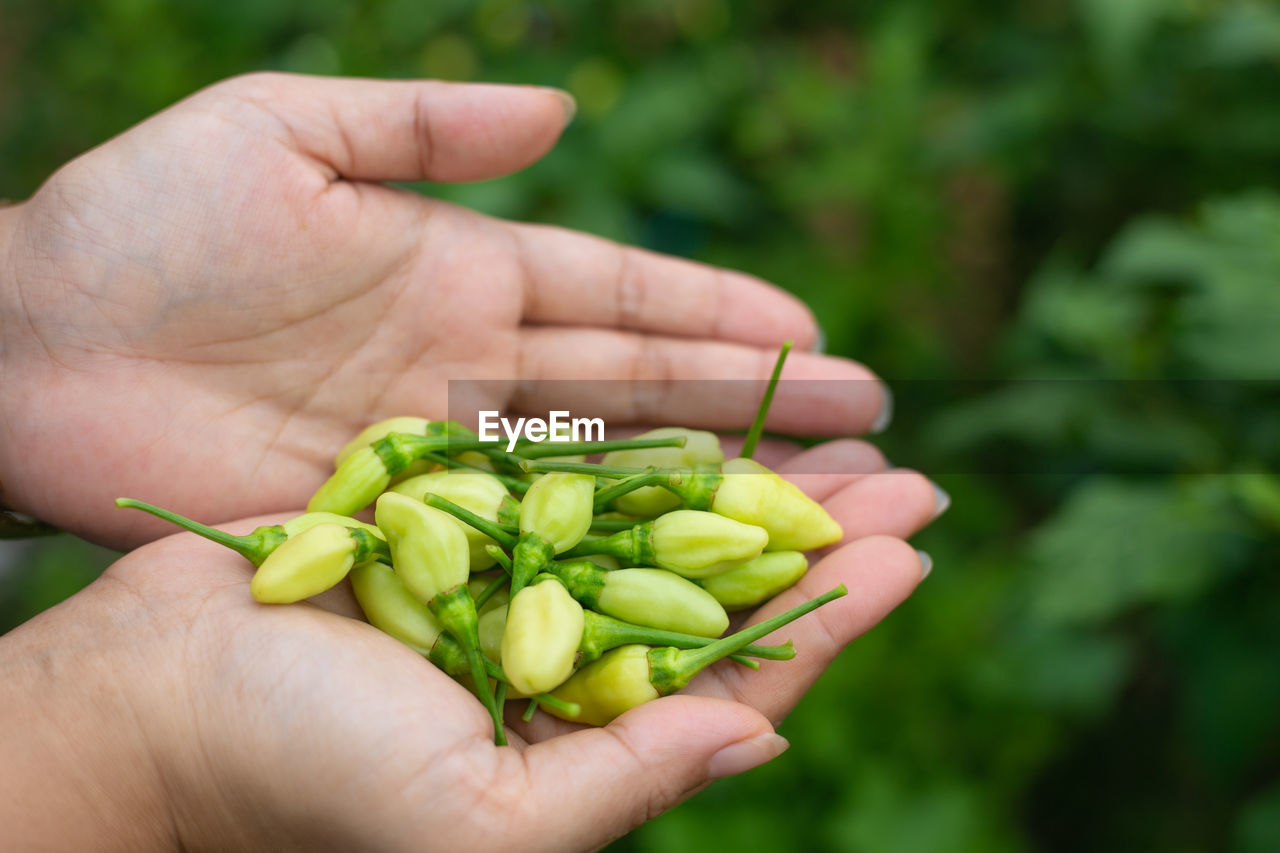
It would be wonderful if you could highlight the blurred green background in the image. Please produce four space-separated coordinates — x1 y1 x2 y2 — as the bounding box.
2 0 1278 849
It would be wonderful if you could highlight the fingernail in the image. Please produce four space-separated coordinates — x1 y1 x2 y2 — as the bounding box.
812 324 827 354
547 88 577 126
930 480 951 520
917 549 933 579
870 382 893 434
708 733 790 779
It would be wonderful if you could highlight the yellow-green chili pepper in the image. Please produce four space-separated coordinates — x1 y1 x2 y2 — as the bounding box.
546 586 846 726
350 560 444 654
250 522 381 604
374 492 505 744
501 575 585 696
546 561 729 637
114 498 384 567
602 427 724 517
711 458 843 551
526 455 843 552
700 551 809 611
510 471 594 596
392 469 514 570
561 510 768 579
351 568 579 716
333 416 437 483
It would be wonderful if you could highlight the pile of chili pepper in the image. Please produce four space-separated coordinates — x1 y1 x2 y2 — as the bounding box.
116 345 847 745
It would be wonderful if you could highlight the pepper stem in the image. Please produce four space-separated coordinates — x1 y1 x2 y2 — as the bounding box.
649 585 847 695
423 495 518 550
428 585 506 746
114 498 281 566
433 637 580 718
474 573 508 610
591 470 665 513
512 435 686 459
510 535 554 597
522 699 540 722
485 545 514 575
579 610 795 665
520 459 646 479
589 517 645 532
741 341 792 460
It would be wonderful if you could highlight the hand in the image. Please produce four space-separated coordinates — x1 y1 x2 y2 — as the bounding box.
0 73 887 549
0 441 938 852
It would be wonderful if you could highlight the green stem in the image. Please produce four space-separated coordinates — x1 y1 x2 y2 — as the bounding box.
520 459 645 478
589 517 645 532
511 535 553 597
485 545 514 576
430 637 580 718
424 495 518 550
419 451 530 494
579 610 796 665
521 700 540 723
428 585 506 746
741 340 792 460
115 498 283 566
512 435 686 459
649 585 846 694
591 470 665 513
474 573 508 610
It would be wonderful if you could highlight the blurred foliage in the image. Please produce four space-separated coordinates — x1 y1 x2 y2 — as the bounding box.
2 0 1279 849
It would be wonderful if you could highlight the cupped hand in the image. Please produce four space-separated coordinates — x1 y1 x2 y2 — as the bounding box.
0 73 887 549
0 441 937 852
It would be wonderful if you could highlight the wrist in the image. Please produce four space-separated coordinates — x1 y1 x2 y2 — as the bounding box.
0 576 178 850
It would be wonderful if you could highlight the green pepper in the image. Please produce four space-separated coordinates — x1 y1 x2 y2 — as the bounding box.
308 427 492 516
500 575 585 696
545 561 729 637
334 416 435 483
391 469 512 571
374 492 505 744
351 566 579 717
510 472 594 596
561 510 767 579
474 599 792 674
546 586 846 725
525 457 843 552
249 522 382 604
114 498 384 567
600 427 724 517
700 551 809 611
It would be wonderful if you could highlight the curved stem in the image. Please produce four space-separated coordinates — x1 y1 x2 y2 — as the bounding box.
115 498 279 566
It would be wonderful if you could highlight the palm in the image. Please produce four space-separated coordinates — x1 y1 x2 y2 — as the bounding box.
116 432 939 851
0 73 884 549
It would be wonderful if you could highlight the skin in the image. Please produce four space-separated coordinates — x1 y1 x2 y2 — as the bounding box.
0 440 939 852
0 73 945 849
0 72 887 550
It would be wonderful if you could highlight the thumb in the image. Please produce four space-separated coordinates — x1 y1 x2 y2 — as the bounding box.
517 696 788 851
213 72 575 183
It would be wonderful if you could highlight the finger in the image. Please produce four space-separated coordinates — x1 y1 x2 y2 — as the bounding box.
817 469 947 548
216 73 573 183
511 221 818 348
688 535 926 725
510 695 784 851
773 439 890 502
513 329 888 435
